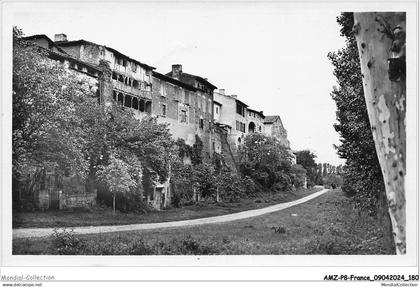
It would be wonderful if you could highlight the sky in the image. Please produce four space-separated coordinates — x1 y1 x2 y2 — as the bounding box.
10 2 348 165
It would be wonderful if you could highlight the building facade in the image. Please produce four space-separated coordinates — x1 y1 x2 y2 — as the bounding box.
263 115 290 148
163 64 218 158
23 32 295 208
53 34 154 121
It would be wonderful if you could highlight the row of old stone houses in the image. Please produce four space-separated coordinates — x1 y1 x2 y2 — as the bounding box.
23 33 293 210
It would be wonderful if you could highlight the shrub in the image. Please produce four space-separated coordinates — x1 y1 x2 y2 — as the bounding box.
239 133 294 192
52 228 83 255
290 164 307 189
323 174 343 189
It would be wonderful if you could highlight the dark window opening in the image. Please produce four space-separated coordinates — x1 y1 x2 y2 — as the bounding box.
117 93 124 106
124 95 132 108
112 73 118 80
139 99 145 112
132 97 139 110
180 110 187 123
113 91 117 101
161 104 166 116
236 102 245 116
199 118 204 129
248 122 256 133
118 75 124 83
145 101 152 113
133 80 139 89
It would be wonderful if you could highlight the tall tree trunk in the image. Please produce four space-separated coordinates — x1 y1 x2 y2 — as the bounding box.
353 12 406 254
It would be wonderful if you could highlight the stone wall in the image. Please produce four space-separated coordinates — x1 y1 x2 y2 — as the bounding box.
151 76 214 156
59 190 97 210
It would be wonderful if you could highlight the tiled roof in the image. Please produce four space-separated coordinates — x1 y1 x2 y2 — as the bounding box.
152 71 197 91
264 115 281 124
55 39 155 70
165 71 217 90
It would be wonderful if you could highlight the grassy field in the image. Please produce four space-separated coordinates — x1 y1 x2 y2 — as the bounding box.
13 189 395 255
13 187 320 228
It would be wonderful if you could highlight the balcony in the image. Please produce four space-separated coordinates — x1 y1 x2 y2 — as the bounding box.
112 80 151 99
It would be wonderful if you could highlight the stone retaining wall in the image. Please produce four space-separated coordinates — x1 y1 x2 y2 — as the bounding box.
59 190 97 210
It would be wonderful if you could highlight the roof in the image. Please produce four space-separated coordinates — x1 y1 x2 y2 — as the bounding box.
23 34 68 54
247 108 265 118
264 115 282 124
165 71 217 90
235 98 249 108
55 39 155 70
23 35 101 74
152 71 197 92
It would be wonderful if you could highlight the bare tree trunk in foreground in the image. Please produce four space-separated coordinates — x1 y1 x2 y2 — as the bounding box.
353 12 406 254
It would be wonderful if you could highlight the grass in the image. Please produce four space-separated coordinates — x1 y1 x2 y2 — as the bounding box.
13 187 321 228
13 189 395 255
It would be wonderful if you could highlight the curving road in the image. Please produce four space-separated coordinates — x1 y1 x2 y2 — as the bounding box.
13 188 330 239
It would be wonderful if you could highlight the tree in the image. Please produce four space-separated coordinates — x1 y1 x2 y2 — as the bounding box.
96 153 136 214
290 164 307 189
329 13 397 254
328 13 388 213
13 27 175 212
239 133 293 191
295 150 321 186
13 27 98 203
353 12 406 254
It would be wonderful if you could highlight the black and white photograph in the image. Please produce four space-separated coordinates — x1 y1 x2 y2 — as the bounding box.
0 0 418 285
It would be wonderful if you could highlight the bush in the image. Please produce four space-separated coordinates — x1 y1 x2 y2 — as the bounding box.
52 228 83 255
239 133 294 192
290 164 307 189
323 174 343 189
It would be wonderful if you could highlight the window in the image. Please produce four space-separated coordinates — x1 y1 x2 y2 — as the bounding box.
236 102 245 116
139 99 145 112
145 101 152 113
161 104 167 117
236 120 245 132
215 106 219 114
117 93 124 106
132 97 139 110
160 83 166 97
180 110 188 123
199 118 204 129
124 95 132 108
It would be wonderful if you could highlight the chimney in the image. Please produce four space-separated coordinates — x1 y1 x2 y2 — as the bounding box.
172 64 182 79
54 33 67 42
231 95 238 99
218 89 225 95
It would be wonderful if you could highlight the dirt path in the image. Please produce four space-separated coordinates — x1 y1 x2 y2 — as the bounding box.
13 188 330 239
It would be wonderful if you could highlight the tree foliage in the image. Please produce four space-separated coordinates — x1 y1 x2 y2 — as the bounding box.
239 133 294 191
13 27 95 179
328 13 386 213
295 150 322 186
13 27 174 212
